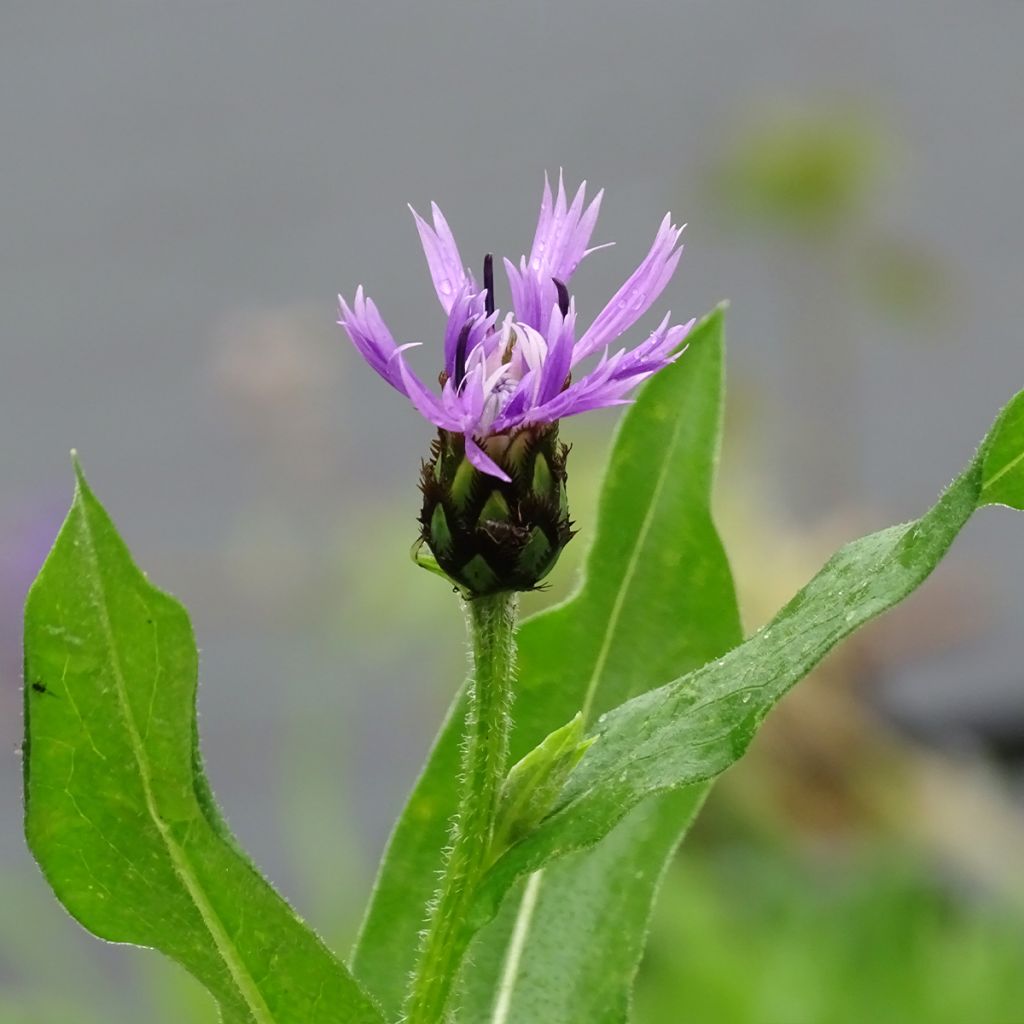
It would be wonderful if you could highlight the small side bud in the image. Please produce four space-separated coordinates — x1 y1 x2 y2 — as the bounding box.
488 712 595 862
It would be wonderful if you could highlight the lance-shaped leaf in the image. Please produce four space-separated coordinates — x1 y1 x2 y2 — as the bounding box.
469 388 1024 932
23 464 384 1024
351 308 741 1019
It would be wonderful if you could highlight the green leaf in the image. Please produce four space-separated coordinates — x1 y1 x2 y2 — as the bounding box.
470 388 1024 934
489 712 594 862
351 307 742 1019
23 463 384 1024
981 390 1024 509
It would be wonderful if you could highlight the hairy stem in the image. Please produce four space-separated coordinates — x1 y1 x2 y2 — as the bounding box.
403 592 518 1024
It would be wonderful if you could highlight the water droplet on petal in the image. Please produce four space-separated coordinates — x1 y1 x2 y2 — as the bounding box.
440 279 453 296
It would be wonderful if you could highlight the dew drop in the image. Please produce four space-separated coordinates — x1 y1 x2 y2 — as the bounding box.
440 279 453 296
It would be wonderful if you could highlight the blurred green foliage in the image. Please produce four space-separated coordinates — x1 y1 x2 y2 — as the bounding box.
636 847 1024 1024
705 100 952 324
708 104 883 235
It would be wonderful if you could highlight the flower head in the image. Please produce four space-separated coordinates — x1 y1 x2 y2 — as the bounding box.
339 173 693 483
338 174 692 595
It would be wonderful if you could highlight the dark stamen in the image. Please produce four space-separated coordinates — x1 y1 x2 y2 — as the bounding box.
484 253 495 317
454 322 472 388
553 277 570 317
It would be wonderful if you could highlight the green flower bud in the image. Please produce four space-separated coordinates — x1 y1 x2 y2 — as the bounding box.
489 712 595 863
414 425 574 596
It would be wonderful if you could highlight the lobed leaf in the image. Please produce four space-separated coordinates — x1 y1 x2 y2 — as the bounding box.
23 464 384 1024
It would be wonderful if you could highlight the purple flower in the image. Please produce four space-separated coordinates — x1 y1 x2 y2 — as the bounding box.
338 174 693 482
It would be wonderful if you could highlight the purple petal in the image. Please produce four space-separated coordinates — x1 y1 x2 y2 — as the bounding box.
552 393 636 417
409 202 472 314
503 257 536 330
340 286 479 431
460 361 489 426
511 172 606 331
395 358 462 431
521 314 692 426
573 216 684 362
492 388 530 432
610 316 694 380
338 287 409 395
465 436 511 483
443 286 492 376
536 172 598 284
535 302 576 405
526 171 603 283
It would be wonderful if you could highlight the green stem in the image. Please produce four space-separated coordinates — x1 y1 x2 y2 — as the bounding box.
403 592 518 1024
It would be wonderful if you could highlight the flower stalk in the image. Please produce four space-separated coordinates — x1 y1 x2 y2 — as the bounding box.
403 592 518 1024
338 173 695 1019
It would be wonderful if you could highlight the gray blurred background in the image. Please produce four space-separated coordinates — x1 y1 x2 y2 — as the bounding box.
2 3 1023 1022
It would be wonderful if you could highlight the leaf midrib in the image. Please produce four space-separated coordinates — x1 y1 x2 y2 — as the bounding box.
74 489 275 1024
984 447 1024 490
489 868 544 1024
579 397 696 722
